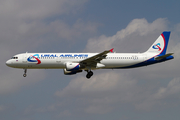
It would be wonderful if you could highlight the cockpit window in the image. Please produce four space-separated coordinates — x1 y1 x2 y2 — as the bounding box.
11 57 18 59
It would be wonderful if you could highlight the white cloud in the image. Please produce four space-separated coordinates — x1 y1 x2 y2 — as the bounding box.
3 17 177 117
0 0 92 49
53 18 180 115
54 72 180 113
0 0 94 53
55 72 136 98
154 77 180 99
135 77 180 111
83 17 180 79
84 18 168 52
55 72 138 114
0 0 98 95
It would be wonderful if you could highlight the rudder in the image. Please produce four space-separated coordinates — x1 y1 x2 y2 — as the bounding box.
145 31 171 56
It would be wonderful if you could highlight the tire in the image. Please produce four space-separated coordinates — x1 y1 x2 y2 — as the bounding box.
86 74 91 79
23 74 27 77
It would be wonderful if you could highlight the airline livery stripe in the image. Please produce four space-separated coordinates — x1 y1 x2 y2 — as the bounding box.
160 33 166 54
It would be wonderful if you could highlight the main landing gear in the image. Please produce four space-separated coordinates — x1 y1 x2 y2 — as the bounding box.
86 71 93 79
23 69 27 77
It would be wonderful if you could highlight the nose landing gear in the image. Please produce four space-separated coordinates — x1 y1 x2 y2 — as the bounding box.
86 71 93 79
23 69 27 77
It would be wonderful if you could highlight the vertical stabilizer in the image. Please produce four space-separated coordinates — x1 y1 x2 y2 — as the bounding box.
145 31 170 56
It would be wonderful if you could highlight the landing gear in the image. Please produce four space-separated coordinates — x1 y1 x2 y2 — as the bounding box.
23 74 27 77
86 71 93 79
23 69 27 77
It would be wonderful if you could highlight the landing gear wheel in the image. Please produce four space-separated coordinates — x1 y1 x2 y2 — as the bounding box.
23 69 27 77
86 71 93 79
86 74 91 79
23 74 27 77
89 71 93 76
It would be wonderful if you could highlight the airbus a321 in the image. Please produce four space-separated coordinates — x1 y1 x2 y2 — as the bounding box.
6 31 174 79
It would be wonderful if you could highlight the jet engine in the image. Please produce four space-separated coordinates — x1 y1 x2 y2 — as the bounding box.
63 69 82 75
63 62 82 75
65 62 81 71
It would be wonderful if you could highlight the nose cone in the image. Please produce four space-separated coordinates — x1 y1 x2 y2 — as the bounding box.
6 60 12 67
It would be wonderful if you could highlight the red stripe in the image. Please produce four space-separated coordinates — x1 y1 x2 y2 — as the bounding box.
160 33 166 54
32 56 41 64
156 45 161 51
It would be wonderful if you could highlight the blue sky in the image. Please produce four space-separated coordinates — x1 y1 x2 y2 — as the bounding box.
1 0 180 120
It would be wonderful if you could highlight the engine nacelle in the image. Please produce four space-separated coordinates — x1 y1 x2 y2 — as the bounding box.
63 69 82 75
65 62 80 71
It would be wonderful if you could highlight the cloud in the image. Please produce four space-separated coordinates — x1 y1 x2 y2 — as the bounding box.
135 77 180 111
55 72 136 98
3 17 178 118
84 18 168 52
0 0 94 53
83 17 179 79
55 72 138 114
0 0 98 95
52 18 180 116
54 72 180 114
154 77 180 99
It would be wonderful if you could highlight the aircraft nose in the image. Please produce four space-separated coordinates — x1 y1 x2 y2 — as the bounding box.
6 60 12 66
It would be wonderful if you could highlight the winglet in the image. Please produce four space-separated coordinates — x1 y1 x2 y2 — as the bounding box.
109 48 114 53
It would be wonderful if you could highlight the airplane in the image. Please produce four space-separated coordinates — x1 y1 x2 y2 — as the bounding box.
6 31 174 79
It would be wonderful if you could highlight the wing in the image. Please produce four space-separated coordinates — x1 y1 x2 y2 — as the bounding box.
80 48 114 67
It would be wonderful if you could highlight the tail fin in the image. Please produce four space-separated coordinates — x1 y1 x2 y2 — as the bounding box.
145 31 171 56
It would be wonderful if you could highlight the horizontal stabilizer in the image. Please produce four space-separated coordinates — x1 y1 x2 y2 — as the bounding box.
155 53 174 60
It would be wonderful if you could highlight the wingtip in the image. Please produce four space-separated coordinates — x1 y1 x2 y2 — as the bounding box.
109 48 114 53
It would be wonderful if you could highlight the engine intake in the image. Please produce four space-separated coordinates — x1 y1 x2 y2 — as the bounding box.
63 62 82 75
63 69 82 75
66 62 80 71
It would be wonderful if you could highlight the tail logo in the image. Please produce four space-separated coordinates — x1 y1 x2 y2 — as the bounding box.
27 54 41 64
152 43 161 51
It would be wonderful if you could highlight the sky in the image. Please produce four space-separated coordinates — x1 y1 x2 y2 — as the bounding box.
1 0 180 120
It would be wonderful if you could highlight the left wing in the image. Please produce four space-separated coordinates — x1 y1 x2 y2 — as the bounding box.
80 48 114 66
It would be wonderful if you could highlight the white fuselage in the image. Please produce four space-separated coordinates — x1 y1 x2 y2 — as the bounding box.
6 52 152 70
